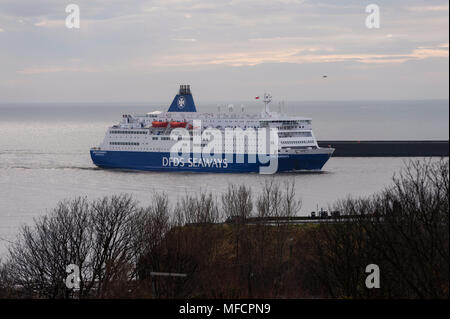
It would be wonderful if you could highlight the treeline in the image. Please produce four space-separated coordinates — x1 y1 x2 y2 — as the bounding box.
0 159 448 299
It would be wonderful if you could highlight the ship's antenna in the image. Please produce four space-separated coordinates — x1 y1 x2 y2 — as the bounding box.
263 93 272 114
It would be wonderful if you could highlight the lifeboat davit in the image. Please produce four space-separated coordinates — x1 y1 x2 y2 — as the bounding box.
170 121 187 128
152 121 168 128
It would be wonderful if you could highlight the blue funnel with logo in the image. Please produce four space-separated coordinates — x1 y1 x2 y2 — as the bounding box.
168 85 197 112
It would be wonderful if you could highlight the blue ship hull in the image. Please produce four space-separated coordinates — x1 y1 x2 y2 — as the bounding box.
90 150 331 173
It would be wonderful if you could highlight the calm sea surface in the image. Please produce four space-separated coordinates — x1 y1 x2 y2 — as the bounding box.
0 100 448 255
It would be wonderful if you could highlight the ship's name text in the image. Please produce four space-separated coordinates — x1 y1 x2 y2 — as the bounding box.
162 156 229 168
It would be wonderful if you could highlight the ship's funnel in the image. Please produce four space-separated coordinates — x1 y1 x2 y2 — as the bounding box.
167 84 197 112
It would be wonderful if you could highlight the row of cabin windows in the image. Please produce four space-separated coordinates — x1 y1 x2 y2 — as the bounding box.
109 126 310 136
281 140 314 144
110 130 147 134
110 142 140 145
151 136 193 141
109 138 311 146
190 125 259 129
279 125 306 130
109 147 168 151
279 132 312 137
108 148 285 153
268 120 311 125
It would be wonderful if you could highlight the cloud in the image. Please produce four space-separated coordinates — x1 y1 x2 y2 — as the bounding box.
14 38 449 75
34 19 63 27
17 65 101 75
1 0 449 102
132 43 448 68
172 38 197 42
408 5 449 12
412 46 449 59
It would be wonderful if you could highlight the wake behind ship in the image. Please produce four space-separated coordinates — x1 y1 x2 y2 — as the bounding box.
90 85 334 173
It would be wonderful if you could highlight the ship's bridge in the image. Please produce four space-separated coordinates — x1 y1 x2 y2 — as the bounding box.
260 118 312 130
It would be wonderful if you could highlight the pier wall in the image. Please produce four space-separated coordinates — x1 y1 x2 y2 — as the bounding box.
317 140 449 157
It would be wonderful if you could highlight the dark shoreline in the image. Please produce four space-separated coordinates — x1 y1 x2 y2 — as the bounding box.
318 140 449 157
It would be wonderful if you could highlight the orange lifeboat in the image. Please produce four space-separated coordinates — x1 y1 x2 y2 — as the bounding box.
170 121 187 128
152 121 168 128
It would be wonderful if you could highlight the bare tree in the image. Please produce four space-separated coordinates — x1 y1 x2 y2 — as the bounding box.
135 191 223 298
251 180 301 297
87 194 138 298
6 198 92 298
222 184 253 221
309 159 449 298
6 195 140 298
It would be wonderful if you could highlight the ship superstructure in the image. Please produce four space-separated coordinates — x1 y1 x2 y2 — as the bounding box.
90 85 334 172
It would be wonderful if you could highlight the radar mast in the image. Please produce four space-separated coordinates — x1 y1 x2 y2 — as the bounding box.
263 93 272 114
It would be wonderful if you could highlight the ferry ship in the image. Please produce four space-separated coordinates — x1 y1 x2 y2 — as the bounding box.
90 85 334 173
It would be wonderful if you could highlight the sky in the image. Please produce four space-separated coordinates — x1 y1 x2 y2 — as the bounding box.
0 0 448 103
